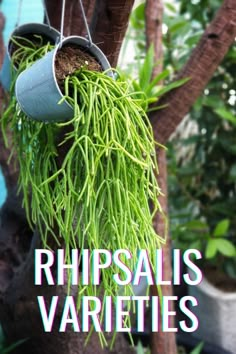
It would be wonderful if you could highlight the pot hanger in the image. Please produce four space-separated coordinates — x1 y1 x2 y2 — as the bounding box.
15 0 51 28
59 0 93 48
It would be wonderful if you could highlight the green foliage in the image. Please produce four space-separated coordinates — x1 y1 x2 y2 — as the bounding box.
190 341 204 354
171 217 236 260
136 341 150 354
166 0 236 278
0 326 27 353
120 44 189 114
135 340 204 354
120 1 236 280
214 107 236 126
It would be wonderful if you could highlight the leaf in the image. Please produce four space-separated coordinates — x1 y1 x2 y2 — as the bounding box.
169 20 189 33
214 108 236 126
224 258 236 279
2 338 28 354
213 219 230 237
190 341 204 354
190 240 202 251
147 103 168 113
139 44 154 91
205 239 217 259
229 164 236 181
215 239 236 258
136 341 145 354
185 32 203 46
165 3 177 14
130 3 145 29
184 220 208 231
156 77 190 97
131 79 141 92
146 69 170 96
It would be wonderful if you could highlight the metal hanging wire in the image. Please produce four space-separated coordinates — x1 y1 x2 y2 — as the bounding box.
58 0 93 48
16 0 51 28
78 0 93 47
41 0 51 29
15 0 23 27
59 0 66 47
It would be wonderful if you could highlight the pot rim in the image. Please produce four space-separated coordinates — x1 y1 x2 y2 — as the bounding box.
188 268 236 299
8 22 60 54
51 35 113 100
15 35 113 122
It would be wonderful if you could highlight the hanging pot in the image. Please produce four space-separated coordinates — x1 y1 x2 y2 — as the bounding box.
15 36 113 123
0 23 60 91
188 269 236 353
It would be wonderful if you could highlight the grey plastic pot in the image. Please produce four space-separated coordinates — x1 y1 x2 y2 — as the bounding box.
0 23 60 91
15 36 113 123
188 270 236 353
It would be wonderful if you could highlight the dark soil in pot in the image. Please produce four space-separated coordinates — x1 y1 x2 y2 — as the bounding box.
55 44 102 91
203 264 236 292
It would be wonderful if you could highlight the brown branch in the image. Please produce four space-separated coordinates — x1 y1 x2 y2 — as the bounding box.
44 0 96 36
146 1 177 353
92 0 135 67
145 0 163 77
151 0 236 144
45 0 134 68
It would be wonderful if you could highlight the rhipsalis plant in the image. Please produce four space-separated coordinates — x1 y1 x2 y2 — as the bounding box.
1 36 166 343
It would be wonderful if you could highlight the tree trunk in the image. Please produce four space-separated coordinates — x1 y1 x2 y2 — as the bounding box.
45 0 134 67
44 0 96 37
145 1 177 353
151 0 236 144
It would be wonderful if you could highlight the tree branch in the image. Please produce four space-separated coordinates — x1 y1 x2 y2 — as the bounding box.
145 0 163 77
146 1 177 353
45 0 134 68
151 0 236 144
44 0 96 37
92 0 135 67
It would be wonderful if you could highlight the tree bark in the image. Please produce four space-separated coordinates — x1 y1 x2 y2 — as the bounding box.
91 0 134 67
44 0 96 37
145 0 163 78
146 1 177 353
151 0 236 144
45 0 134 67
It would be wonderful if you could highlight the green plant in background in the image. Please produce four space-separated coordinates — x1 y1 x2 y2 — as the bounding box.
122 0 236 282
130 45 189 112
1 35 167 344
172 217 236 275
136 341 150 354
135 340 204 354
0 325 27 353
163 0 236 280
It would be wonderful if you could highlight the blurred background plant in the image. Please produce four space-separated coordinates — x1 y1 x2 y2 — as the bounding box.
119 0 236 282
0 325 27 353
135 340 204 354
166 0 236 281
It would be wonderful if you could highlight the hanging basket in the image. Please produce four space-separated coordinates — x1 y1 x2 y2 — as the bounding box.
15 36 113 123
0 23 60 91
